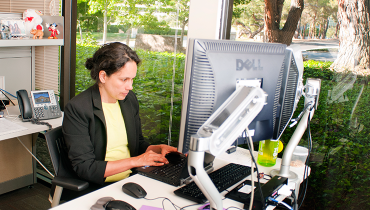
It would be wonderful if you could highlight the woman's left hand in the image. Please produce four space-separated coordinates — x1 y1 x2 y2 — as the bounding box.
146 144 178 156
159 144 178 156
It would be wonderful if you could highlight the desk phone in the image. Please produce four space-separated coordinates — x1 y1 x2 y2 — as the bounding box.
17 89 62 121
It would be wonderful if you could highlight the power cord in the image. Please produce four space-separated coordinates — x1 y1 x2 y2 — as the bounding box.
297 110 312 209
144 197 180 209
0 88 16 105
268 197 293 209
16 136 55 178
144 196 203 210
290 189 297 210
244 128 255 210
244 129 266 210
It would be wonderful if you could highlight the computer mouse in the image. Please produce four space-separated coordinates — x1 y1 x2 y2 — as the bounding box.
104 200 136 210
165 151 184 164
122 182 147 199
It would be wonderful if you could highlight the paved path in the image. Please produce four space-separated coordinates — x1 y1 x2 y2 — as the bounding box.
290 39 339 62
100 38 340 62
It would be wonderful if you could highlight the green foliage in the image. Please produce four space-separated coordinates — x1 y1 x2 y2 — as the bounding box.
75 44 99 94
108 25 126 33
77 32 99 46
280 60 370 209
133 49 186 145
233 0 253 19
303 60 335 80
141 28 186 35
139 13 171 32
232 0 264 39
77 0 102 32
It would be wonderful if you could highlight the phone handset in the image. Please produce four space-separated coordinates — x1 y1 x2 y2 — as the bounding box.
16 89 33 121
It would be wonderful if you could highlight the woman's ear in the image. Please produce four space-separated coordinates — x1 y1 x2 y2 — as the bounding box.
98 70 106 84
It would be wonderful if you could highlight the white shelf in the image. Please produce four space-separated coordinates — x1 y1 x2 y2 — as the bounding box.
0 38 64 47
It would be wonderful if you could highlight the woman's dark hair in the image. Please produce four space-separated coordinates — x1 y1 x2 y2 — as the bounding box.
85 42 141 82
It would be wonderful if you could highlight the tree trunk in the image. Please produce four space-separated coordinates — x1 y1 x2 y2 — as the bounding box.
334 22 339 38
126 28 131 46
180 21 185 48
321 18 329 39
330 0 370 74
295 20 301 39
264 0 304 46
77 20 83 41
250 24 265 38
318 24 322 39
301 24 306 39
103 2 108 44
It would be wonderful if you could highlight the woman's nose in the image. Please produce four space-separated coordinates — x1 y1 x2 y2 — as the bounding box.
127 79 133 90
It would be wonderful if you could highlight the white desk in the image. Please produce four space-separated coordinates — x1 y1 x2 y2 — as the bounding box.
51 148 308 210
0 105 62 194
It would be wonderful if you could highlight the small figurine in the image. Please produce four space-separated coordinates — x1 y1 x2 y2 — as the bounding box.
30 25 44 39
46 23 59 39
1 25 11 39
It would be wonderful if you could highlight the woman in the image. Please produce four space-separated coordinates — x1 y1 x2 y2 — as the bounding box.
62 42 177 193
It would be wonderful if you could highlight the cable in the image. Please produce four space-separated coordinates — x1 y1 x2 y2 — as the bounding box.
145 196 202 210
179 203 201 210
0 89 15 106
290 189 297 210
0 88 17 99
268 197 293 210
244 128 254 210
226 207 243 210
244 129 266 209
16 137 55 178
162 197 178 210
1 100 19 118
144 197 179 210
1 90 18 118
144 196 201 210
1 100 9 115
297 111 312 209
30 118 52 130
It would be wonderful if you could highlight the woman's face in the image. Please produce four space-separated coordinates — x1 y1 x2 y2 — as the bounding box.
99 61 137 103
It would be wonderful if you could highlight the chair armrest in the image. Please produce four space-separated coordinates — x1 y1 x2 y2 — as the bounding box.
52 176 89 191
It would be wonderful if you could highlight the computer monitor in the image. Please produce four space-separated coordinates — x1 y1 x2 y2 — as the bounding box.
178 39 301 153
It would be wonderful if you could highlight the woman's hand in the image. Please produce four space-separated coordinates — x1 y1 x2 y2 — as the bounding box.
132 150 169 167
105 150 170 178
146 144 178 156
159 144 178 156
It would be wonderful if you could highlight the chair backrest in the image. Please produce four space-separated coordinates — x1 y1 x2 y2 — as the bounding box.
44 126 78 178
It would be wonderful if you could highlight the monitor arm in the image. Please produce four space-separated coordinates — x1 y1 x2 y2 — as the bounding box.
188 86 266 210
270 78 321 180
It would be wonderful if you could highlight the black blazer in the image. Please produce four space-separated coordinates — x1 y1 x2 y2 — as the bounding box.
62 84 149 185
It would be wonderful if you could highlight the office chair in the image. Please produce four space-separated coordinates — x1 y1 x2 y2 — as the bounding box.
44 126 89 207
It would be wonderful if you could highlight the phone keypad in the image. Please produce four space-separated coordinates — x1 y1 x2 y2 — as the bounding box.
34 105 61 119
50 105 61 116
34 107 45 118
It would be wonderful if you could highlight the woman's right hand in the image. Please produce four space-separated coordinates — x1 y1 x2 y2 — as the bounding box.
132 150 169 167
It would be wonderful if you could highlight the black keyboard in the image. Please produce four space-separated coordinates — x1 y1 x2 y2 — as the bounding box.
174 163 252 203
148 155 187 182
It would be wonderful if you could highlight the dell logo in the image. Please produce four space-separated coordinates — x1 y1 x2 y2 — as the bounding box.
236 59 263 71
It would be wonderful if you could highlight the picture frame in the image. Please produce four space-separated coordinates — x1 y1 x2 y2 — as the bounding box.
1 19 26 37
